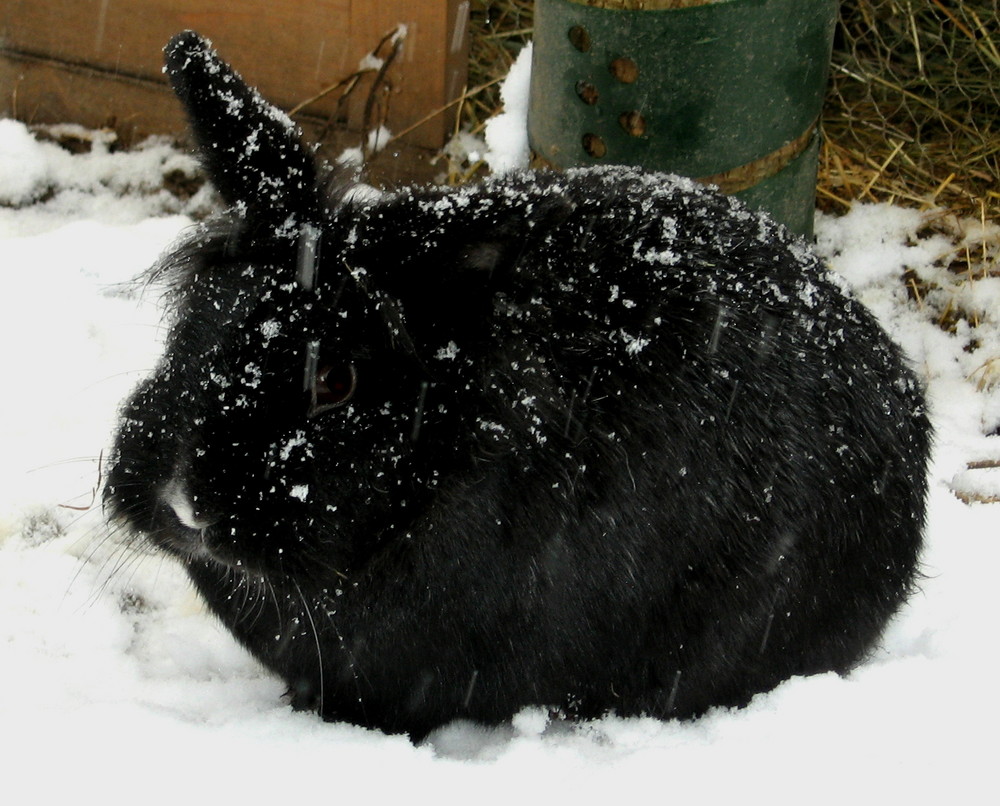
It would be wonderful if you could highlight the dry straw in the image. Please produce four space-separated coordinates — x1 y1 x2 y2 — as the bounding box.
822 0 999 222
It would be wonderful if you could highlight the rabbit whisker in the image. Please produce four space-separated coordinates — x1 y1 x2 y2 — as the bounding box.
293 580 325 715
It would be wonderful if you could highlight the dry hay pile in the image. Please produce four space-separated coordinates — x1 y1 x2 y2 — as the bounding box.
823 0 998 220
823 1 1000 456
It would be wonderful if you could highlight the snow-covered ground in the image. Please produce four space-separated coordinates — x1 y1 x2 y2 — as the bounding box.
2 100 999 800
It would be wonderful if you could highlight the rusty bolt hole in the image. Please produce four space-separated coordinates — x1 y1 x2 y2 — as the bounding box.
582 133 607 159
568 25 591 53
576 81 599 105
610 57 639 83
619 111 647 137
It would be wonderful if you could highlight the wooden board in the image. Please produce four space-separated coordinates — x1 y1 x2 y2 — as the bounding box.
0 0 470 150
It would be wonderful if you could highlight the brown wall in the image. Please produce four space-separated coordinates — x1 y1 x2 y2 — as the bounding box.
0 0 470 150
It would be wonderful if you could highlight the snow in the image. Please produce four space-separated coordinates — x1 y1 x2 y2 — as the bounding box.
367 124 393 154
484 43 533 174
2 111 999 800
0 120 211 225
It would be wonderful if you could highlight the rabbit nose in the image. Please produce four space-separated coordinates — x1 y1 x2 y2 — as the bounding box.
161 477 215 531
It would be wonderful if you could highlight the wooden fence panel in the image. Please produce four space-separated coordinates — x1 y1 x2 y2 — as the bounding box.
0 0 470 150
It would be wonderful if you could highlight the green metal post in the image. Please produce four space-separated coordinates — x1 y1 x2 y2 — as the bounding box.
527 0 839 237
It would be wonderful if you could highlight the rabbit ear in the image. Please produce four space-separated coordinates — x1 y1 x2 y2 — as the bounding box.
164 31 319 223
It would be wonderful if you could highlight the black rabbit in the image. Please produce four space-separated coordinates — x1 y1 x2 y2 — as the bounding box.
105 31 930 740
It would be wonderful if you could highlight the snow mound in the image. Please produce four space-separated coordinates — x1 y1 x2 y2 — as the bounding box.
0 119 213 233
1 122 998 799
484 43 533 174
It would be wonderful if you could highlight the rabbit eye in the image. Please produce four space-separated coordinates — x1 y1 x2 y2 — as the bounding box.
303 341 356 416
313 363 357 411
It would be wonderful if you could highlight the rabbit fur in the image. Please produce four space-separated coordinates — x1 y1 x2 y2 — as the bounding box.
104 31 931 740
